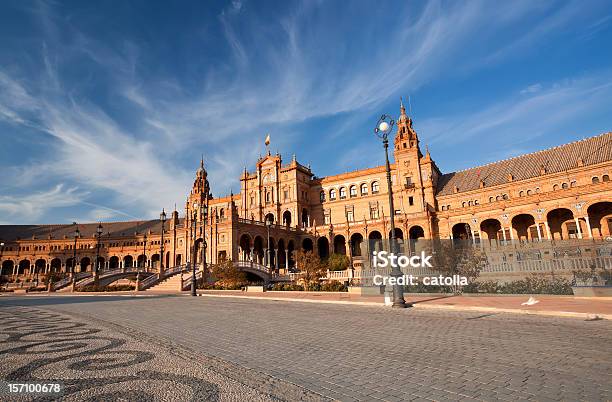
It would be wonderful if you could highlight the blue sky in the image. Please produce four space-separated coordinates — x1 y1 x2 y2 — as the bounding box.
0 0 611 225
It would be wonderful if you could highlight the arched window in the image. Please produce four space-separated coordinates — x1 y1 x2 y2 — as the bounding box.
265 190 271 203
519 191 524 197
320 191 325 202
526 189 532 196
502 194 509 200
489 197 493 203
553 184 559 191
339 187 347 199
329 189 337 200
496 195 501 201
561 182 569 189
570 180 577 188
592 176 600 184
349 185 357 198
468 201 473 206
462 202 466 208
219 208 225 218
535 187 540 193
603 174 610 182
371 181 380 194
360 183 368 195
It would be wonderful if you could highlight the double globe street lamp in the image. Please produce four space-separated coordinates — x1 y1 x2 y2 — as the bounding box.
374 114 407 308
71 226 80 291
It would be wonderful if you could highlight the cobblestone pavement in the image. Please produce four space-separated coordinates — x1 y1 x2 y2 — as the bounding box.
0 300 323 401
1 295 611 401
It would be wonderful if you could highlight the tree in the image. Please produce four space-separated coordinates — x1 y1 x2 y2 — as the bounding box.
210 260 247 288
326 253 350 271
429 239 487 293
295 250 327 289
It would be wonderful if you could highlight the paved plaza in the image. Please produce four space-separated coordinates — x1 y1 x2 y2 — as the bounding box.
0 295 611 401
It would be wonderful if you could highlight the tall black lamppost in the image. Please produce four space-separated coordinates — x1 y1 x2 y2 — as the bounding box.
266 217 272 269
191 207 198 296
71 227 80 291
160 209 166 277
200 200 209 287
142 233 147 272
374 114 407 308
94 223 103 286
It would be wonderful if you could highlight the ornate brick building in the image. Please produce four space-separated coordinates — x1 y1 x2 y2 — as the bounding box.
1 102 611 283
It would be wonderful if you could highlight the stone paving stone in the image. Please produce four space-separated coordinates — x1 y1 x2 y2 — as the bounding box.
1 295 611 401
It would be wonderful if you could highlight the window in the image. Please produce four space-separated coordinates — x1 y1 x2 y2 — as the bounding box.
329 189 337 200
561 182 569 189
394 209 401 215
603 174 610 182
408 196 414 206
349 185 357 198
526 189 532 196
324 213 331 224
502 194 509 200
265 191 271 203
489 197 493 203
372 181 380 194
360 183 368 195
284 190 289 200
346 210 354 222
496 195 501 201
570 180 577 188
593 177 600 184
519 191 524 197
441 205 446 211
339 187 347 199
462 202 466 208
320 191 325 202
405 176 413 187
370 207 379 219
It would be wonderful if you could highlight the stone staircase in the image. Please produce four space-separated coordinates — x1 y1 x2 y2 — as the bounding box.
146 272 183 292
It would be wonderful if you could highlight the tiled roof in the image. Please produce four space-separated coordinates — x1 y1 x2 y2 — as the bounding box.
0 218 184 242
436 132 612 196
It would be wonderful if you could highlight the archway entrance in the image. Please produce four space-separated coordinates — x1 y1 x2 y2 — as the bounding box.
333 235 346 255
350 233 364 257
317 237 330 259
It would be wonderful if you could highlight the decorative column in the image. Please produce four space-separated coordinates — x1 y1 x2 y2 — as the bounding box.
544 221 552 240
285 249 289 270
584 216 593 238
274 248 279 271
536 224 542 242
574 217 583 239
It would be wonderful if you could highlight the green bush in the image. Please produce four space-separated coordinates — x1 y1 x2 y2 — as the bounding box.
320 281 348 292
271 283 305 291
80 284 135 292
326 253 350 271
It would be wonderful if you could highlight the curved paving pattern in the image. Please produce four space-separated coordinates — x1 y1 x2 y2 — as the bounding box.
0 304 324 401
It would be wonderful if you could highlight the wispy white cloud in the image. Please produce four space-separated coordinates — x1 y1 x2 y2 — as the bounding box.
0 184 83 223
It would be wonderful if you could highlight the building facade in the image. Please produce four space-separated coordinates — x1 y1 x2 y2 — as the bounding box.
1 102 611 282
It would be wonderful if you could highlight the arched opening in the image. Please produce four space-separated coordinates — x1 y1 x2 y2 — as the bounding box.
547 208 575 240
350 233 364 257
123 255 134 268
109 256 120 269
65 258 76 272
301 208 309 227
137 254 147 269
268 238 276 268
253 236 264 265
277 239 286 269
239 234 252 261
18 259 30 275
389 228 404 239
50 258 62 273
333 235 346 255
165 251 170 268
175 254 182 266
317 237 330 259
409 226 425 240
35 258 46 274
587 202 612 238
80 257 91 272
151 254 160 269
265 213 275 224
511 214 536 242
287 240 295 268
302 238 314 252
452 223 471 240
368 231 383 252
480 219 502 244
283 210 292 227
1 260 14 276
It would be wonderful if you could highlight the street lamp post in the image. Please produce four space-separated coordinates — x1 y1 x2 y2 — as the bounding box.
201 201 209 286
94 223 103 287
266 217 272 269
71 227 80 292
374 114 407 308
160 209 166 278
191 208 198 296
